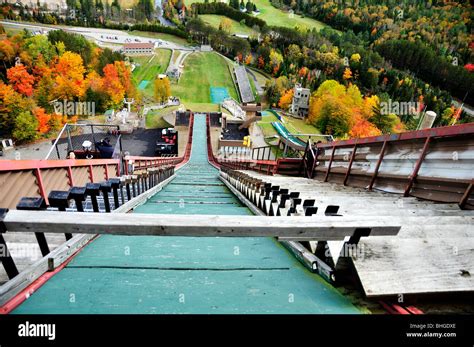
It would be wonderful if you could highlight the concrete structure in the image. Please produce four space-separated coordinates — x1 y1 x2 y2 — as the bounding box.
290 84 310 117
234 65 255 104
122 42 155 55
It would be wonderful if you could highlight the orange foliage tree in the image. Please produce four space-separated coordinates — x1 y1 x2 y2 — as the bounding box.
244 54 253 65
102 63 125 106
33 107 51 134
278 89 294 110
6 64 35 97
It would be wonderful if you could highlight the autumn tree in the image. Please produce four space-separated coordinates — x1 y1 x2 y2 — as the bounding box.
0 39 16 69
0 82 34 134
154 76 171 104
52 51 86 100
342 67 352 81
102 63 125 106
7 64 35 97
219 18 233 33
244 54 252 65
31 107 51 134
269 49 283 75
278 89 294 110
12 111 38 143
308 80 381 138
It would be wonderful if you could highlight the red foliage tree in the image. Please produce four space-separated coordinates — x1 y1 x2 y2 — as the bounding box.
6 64 35 96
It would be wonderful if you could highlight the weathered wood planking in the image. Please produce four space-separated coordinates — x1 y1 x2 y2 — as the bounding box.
352 238 474 296
240 170 474 296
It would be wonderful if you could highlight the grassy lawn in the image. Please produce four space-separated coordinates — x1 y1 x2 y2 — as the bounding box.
257 111 320 141
4 26 24 36
188 0 328 31
130 30 191 47
181 103 221 112
172 52 239 104
145 107 178 129
200 14 258 36
283 116 321 139
132 49 172 97
257 112 279 137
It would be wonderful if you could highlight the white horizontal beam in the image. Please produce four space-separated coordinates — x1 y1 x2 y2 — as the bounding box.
3 210 401 239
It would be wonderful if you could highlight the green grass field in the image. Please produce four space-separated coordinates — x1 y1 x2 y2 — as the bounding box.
283 116 321 138
200 14 258 36
188 0 327 31
172 52 238 104
257 111 320 140
257 112 279 137
131 31 191 47
145 107 177 129
132 49 172 97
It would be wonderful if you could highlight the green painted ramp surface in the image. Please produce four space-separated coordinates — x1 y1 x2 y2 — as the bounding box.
13 114 359 314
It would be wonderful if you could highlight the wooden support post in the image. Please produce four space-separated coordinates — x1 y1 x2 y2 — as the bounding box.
66 166 74 187
88 164 94 183
404 137 431 197
343 144 357 186
104 164 109 180
34 168 49 206
324 146 336 182
0 209 19 279
368 141 388 191
459 182 473 209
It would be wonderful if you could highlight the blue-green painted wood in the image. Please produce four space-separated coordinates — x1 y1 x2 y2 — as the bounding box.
13 114 360 314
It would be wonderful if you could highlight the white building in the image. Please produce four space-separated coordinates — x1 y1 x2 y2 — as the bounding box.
290 84 310 117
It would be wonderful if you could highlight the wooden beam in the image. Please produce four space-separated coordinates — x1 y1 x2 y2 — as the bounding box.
459 182 473 209
404 136 431 197
368 140 388 191
324 146 336 182
3 210 402 239
343 144 357 186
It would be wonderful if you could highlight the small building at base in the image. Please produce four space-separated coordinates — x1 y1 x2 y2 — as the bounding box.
122 42 155 55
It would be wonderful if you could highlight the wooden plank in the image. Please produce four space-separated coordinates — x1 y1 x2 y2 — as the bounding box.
3 210 402 239
353 237 474 296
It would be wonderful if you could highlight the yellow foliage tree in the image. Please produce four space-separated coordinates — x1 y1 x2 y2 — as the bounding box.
343 67 353 80
219 18 233 33
52 51 86 100
154 76 171 104
308 80 381 138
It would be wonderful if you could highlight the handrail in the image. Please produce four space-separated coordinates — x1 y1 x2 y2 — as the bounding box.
124 113 195 173
0 159 120 172
316 123 474 148
0 158 122 209
44 123 68 160
314 123 474 206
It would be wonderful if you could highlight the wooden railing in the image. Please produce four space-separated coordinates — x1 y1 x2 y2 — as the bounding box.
0 159 121 209
313 123 474 207
125 113 195 173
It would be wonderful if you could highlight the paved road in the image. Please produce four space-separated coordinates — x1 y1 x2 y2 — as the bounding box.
1 20 191 51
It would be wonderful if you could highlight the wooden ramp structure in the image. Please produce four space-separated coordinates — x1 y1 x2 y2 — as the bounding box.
231 170 474 297
1 113 472 314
